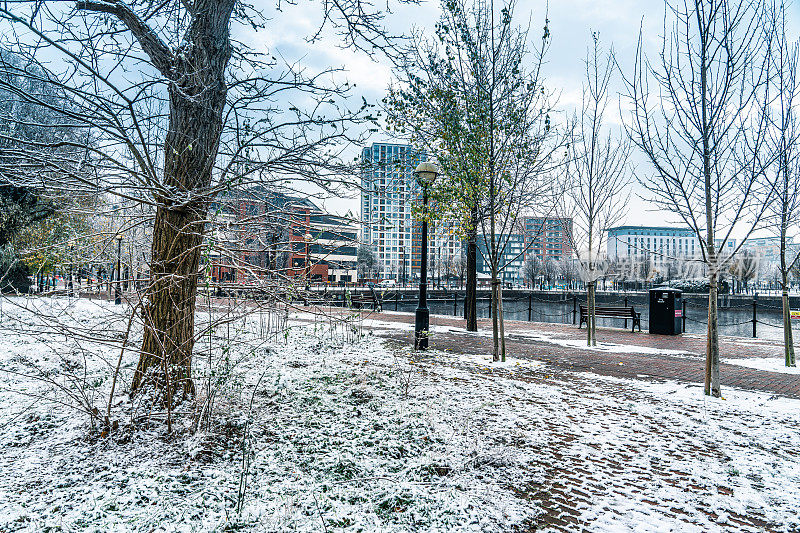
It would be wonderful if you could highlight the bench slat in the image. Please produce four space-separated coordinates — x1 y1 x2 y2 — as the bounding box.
578 304 642 332
580 306 636 315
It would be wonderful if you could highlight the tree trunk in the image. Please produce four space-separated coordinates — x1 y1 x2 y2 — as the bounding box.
488 6 497 358
780 209 796 367
782 287 795 367
587 281 596 346
706 274 721 397
465 224 478 332
699 19 720 397
134 206 205 398
591 281 597 346
130 0 234 400
497 280 506 361
491 277 499 361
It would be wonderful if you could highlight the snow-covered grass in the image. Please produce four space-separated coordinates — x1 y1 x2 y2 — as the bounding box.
0 296 798 532
0 297 535 531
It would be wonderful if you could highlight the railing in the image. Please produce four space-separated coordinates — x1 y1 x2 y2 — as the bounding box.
25 278 796 340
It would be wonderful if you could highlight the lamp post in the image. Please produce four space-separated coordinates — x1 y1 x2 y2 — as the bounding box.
115 234 123 305
414 161 439 350
304 232 313 292
400 245 405 287
67 245 74 297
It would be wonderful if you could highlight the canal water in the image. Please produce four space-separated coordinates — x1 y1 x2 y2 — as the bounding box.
383 292 793 341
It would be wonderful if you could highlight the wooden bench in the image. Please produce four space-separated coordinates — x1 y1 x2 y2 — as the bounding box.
579 305 641 332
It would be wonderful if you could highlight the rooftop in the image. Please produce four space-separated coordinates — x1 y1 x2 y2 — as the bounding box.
606 225 695 234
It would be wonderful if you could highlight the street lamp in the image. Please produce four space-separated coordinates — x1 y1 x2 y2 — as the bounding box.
115 234 123 305
400 245 405 287
68 245 74 297
414 161 439 350
304 232 313 292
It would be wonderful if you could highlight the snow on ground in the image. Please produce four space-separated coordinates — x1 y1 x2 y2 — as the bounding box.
723 357 800 374
365 317 697 358
0 297 798 532
341 312 698 358
504 330 696 357
325 313 698 359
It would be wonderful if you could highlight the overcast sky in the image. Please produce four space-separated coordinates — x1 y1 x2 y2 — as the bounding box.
242 0 800 230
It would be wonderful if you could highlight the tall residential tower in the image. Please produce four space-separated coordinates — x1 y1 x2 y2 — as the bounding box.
360 142 427 281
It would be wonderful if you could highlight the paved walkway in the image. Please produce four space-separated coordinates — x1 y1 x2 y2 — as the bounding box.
358 312 798 531
336 310 800 398
286 308 800 531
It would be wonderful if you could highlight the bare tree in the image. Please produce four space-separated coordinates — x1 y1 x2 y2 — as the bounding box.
522 254 542 289
558 33 631 346
556 257 578 290
625 0 775 396
357 244 377 282
542 258 560 289
0 0 401 407
764 0 800 367
728 248 759 294
454 249 467 289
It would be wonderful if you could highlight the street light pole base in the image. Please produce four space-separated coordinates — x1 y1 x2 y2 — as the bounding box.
414 306 430 350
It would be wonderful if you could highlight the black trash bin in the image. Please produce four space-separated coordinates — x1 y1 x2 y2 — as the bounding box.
649 287 682 335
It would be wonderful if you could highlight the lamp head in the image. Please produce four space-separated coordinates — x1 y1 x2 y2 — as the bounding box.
304 232 313 242
414 161 439 187
115 234 123 242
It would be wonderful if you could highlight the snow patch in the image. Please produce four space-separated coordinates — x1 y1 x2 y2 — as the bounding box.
723 357 800 374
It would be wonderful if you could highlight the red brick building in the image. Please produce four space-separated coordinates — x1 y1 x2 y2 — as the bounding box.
208 189 358 285
522 217 573 261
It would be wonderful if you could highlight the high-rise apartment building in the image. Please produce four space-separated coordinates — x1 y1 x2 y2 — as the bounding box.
361 142 431 281
476 232 526 284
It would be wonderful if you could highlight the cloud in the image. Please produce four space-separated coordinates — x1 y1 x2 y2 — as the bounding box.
228 0 693 227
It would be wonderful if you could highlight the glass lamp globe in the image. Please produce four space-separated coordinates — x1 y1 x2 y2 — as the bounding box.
414 162 439 187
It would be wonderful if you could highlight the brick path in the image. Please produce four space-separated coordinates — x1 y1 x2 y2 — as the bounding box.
392 322 796 532
290 309 800 531
342 310 800 398
384 316 798 532
492 368 788 532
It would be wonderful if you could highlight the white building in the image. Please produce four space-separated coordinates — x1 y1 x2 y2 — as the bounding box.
607 225 737 263
743 235 797 263
360 142 468 283
607 226 697 262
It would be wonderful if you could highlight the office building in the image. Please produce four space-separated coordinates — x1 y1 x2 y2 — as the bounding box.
607 226 696 262
606 225 736 262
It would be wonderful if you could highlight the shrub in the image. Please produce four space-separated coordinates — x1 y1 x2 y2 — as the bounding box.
0 247 31 293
